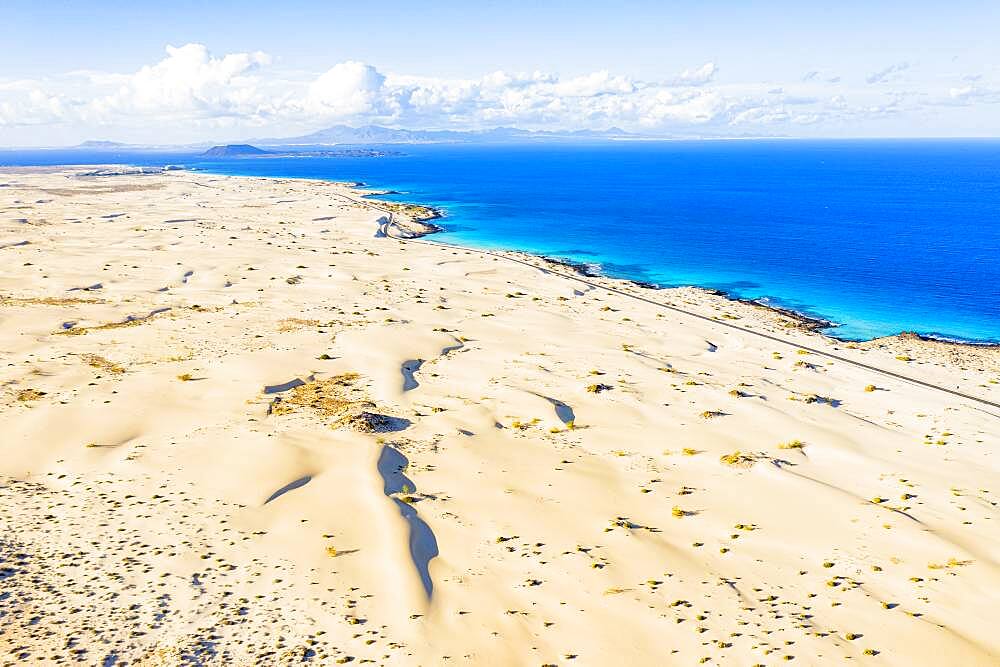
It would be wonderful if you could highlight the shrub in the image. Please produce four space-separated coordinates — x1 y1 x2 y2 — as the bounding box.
720 451 752 466
16 389 46 401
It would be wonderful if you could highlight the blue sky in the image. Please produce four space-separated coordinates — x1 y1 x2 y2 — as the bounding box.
1 1 998 145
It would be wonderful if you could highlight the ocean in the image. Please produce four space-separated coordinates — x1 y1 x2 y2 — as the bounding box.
3 140 999 343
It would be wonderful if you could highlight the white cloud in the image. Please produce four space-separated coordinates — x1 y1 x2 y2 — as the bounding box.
946 84 1000 104
305 61 387 116
866 62 910 85
1 44 995 143
0 89 67 126
92 44 272 119
552 70 636 97
670 62 718 87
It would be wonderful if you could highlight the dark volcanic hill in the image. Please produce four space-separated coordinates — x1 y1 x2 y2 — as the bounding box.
200 144 270 158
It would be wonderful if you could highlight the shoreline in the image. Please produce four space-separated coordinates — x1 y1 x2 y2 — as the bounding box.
43 163 995 349
347 183 1000 350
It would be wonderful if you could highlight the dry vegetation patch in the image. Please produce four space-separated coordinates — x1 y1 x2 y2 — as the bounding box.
80 353 126 374
1 295 105 307
268 373 407 433
277 317 321 332
56 309 169 335
15 388 47 402
270 373 364 417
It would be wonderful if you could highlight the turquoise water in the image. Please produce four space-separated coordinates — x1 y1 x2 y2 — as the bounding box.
3 140 999 342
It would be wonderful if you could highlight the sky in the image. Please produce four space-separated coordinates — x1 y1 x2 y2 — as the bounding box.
1 0 998 145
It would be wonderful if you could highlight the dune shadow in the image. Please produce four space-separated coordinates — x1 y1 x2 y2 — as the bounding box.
353 413 412 433
440 339 464 356
401 359 423 392
392 498 439 597
263 475 312 505
377 445 413 494
532 393 576 424
376 445 439 597
264 378 306 394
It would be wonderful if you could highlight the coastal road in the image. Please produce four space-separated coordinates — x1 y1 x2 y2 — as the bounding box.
334 191 1000 415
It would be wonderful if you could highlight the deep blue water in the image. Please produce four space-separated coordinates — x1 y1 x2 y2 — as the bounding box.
3 140 999 342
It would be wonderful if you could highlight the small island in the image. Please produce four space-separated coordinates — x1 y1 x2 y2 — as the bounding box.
200 144 270 158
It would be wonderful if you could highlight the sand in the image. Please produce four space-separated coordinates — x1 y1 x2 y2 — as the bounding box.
1 166 998 666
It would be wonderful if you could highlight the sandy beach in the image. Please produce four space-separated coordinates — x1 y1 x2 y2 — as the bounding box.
1 166 998 666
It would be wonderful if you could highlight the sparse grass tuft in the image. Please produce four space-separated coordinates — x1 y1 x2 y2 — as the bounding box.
81 354 125 374
16 388 46 402
720 450 754 466
928 557 971 569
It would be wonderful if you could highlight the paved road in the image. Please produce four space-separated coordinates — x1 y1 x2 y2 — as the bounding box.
335 191 1000 414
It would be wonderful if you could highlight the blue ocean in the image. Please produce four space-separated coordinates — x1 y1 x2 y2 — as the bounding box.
3 140 999 342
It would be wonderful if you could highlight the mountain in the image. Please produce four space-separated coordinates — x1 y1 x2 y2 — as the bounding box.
200 144 270 158
252 125 636 146
75 140 131 149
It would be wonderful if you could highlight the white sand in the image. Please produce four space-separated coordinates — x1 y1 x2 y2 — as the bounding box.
1 167 998 666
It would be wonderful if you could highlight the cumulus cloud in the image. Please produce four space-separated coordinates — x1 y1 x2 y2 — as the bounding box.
1 43 988 142
306 61 387 116
803 70 841 84
670 62 718 87
91 44 272 119
866 62 910 85
946 84 1000 105
0 89 67 126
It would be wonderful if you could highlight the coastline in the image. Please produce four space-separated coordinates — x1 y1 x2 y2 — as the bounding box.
46 162 996 349
2 166 998 665
348 182 1000 354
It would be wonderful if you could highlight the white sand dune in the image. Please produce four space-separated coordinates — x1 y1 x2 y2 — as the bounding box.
1 167 998 666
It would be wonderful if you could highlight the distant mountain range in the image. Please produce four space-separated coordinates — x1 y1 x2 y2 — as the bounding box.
250 124 636 146
70 125 642 152
75 140 132 149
